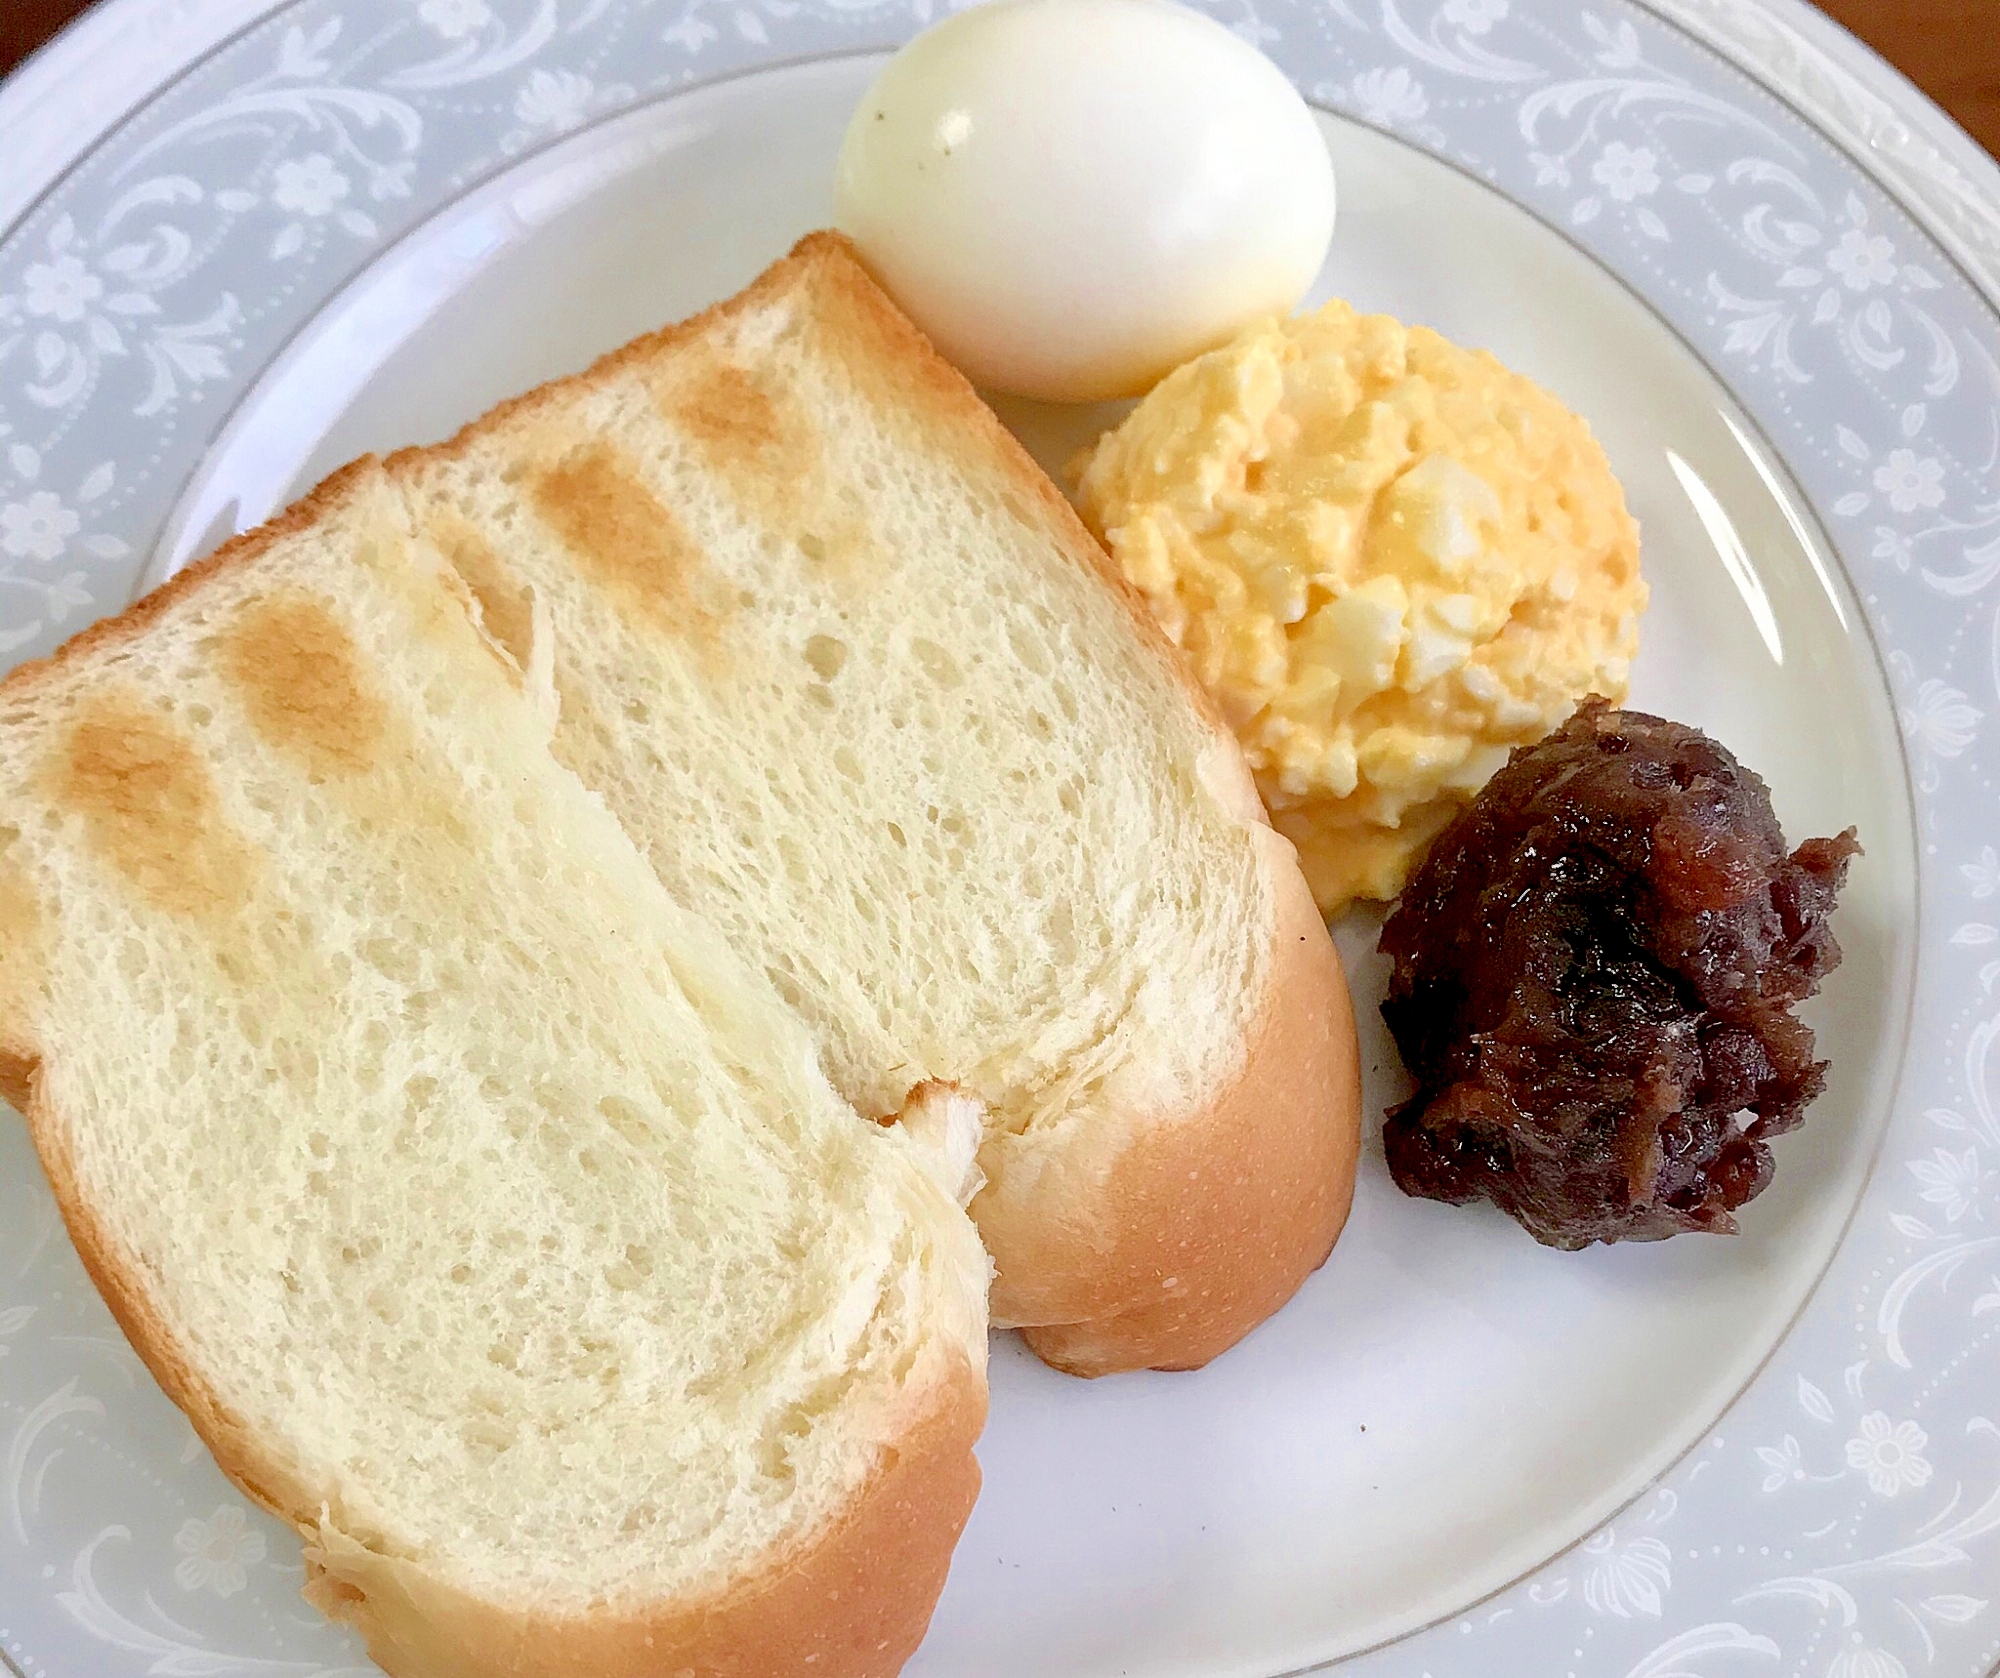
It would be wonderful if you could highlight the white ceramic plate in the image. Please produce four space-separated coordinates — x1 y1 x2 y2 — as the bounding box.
1 5 1997 1678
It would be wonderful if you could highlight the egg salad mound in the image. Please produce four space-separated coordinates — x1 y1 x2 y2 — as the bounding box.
1074 299 1646 914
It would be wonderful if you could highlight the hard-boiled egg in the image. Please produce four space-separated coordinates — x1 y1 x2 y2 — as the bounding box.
834 0 1336 403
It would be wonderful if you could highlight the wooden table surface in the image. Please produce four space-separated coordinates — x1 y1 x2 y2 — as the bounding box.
1814 0 2000 157
0 0 1995 157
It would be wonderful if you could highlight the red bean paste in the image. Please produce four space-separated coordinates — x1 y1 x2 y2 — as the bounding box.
1379 702 1859 1248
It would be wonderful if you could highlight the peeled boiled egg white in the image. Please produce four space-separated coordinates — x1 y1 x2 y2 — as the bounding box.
834 0 1336 403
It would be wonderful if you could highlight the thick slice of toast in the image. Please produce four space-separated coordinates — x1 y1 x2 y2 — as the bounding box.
0 462 989 1678
393 233 1362 1375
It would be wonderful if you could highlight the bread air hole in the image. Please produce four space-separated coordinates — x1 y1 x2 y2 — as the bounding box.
360 937 420 984
803 634 848 681
910 637 962 689
598 1094 652 1147
1046 901 1079 965
461 1416 516 1453
1007 623 1052 676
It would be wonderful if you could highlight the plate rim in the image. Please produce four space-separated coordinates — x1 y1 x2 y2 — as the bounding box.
1 3 1997 1676
7 0 2000 305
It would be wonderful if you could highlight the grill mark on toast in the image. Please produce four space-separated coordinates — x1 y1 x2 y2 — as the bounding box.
785 268 919 428
646 353 873 577
669 360 787 464
220 595 389 777
529 444 730 639
45 695 258 922
219 591 474 867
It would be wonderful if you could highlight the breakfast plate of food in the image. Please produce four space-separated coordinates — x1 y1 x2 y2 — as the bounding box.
0 1 1995 1675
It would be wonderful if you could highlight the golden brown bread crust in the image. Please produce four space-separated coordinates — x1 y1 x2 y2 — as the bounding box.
0 1049 34 1114
0 856 44 1113
299 1354 985 1678
985 833 1362 1375
18 1053 316 1527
